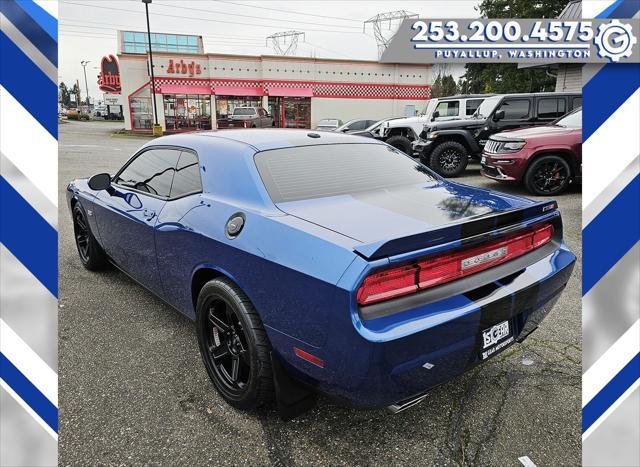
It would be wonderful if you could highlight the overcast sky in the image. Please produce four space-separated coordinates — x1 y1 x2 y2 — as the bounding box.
59 0 480 101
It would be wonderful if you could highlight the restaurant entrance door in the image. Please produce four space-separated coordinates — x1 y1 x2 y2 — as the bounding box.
268 96 311 129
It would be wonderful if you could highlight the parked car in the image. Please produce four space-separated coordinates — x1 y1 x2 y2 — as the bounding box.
314 118 343 131
378 95 493 154
414 92 582 177
347 117 403 139
67 129 575 418
217 107 274 128
481 108 582 195
335 119 378 133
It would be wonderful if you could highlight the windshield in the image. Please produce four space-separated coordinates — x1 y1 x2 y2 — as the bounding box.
473 96 502 119
234 108 255 116
255 144 437 203
553 109 582 128
318 119 339 126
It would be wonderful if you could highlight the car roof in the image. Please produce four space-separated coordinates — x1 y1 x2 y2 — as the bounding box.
148 128 384 152
436 94 494 100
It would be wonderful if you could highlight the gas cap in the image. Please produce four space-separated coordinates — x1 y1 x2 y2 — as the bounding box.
225 213 245 239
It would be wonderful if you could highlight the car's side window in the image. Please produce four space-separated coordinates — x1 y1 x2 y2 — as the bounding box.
465 99 483 116
497 99 531 120
114 148 181 198
349 120 367 130
572 96 582 109
170 151 203 198
435 100 460 117
537 98 567 120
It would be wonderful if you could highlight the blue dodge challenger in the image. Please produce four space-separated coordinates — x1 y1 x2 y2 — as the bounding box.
67 129 575 418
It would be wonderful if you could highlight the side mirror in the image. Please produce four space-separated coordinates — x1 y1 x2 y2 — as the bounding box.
432 110 440 120
88 173 111 191
493 110 505 121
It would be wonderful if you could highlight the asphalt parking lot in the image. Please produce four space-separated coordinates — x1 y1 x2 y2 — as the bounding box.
59 120 582 466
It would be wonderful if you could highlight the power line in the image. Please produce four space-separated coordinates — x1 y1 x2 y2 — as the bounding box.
150 0 360 29
210 0 364 23
60 23 266 44
60 1 366 34
60 19 270 41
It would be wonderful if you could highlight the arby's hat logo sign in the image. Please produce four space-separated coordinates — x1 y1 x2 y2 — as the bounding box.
97 55 121 94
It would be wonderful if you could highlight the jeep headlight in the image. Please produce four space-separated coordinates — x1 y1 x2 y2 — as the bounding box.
428 131 439 140
501 141 526 151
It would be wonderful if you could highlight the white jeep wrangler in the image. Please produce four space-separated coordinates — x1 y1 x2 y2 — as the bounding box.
379 94 492 155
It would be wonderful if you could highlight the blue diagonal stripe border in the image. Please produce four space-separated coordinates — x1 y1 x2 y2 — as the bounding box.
0 176 58 298
0 0 57 66
0 352 58 433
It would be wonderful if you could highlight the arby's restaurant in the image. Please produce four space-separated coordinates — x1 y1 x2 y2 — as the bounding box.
106 30 433 132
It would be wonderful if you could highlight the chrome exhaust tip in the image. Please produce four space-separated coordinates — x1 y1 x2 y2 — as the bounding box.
387 394 428 414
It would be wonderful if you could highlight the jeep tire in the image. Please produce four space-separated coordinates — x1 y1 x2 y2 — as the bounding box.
385 135 413 156
429 141 468 177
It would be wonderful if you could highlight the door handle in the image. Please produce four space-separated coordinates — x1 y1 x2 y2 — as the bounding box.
143 209 156 221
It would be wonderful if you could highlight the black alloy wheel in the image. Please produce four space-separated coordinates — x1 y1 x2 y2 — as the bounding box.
196 278 274 409
429 141 468 177
74 208 90 263
525 155 571 195
72 203 109 270
204 297 251 394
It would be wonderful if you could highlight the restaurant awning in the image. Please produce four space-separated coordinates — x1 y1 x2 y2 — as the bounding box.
159 84 212 95
266 86 313 97
213 86 264 96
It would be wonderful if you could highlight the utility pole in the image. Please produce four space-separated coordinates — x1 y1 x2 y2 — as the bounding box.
142 0 162 136
76 79 81 111
80 60 90 109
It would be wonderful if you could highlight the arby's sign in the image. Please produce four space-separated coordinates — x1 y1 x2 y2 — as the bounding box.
97 55 121 94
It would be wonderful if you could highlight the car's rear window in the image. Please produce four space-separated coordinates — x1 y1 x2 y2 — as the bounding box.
234 108 255 115
254 144 438 203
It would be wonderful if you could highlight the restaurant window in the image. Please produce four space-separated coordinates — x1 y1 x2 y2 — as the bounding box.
122 31 200 54
215 96 262 120
163 94 212 131
130 84 152 130
268 97 311 129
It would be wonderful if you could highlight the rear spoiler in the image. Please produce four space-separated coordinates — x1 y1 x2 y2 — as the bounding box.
354 201 558 260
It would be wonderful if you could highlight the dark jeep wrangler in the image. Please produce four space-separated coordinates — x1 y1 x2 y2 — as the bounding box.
415 92 582 177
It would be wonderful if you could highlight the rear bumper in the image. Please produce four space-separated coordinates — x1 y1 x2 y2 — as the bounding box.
273 241 576 408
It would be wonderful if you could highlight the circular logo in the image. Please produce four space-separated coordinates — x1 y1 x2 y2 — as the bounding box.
595 20 637 62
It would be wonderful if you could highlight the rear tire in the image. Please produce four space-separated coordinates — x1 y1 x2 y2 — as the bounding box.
524 155 572 195
385 135 413 155
72 203 109 270
429 141 468 177
196 278 274 410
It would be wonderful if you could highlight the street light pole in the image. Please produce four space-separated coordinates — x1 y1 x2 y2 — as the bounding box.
80 60 90 111
142 0 162 135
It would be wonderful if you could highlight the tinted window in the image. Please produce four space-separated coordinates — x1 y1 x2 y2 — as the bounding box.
537 98 566 120
466 99 483 116
234 108 255 116
498 99 531 120
115 149 180 197
170 151 202 198
348 120 368 130
435 101 460 117
572 96 582 109
255 144 437 203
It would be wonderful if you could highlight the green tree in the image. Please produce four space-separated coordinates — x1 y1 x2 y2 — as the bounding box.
460 0 568 94
59 81 71 107
431 73 458 98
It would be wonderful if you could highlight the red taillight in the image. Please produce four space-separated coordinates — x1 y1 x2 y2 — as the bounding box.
357 224 554 306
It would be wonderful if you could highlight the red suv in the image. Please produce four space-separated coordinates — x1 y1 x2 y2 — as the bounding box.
481 108 582 195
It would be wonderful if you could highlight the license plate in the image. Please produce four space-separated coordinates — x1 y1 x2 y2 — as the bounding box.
461 246 507 270
481 320 514 360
